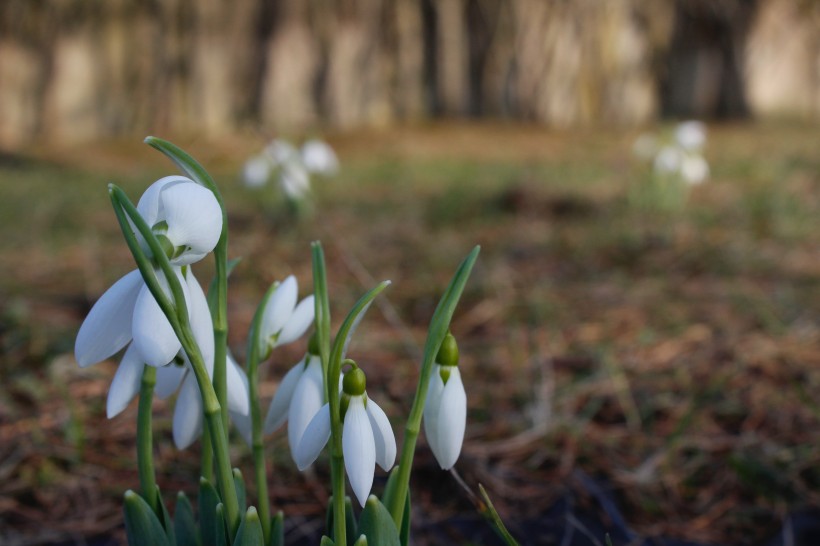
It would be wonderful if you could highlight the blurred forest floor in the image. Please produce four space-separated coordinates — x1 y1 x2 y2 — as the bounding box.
0 122 819 545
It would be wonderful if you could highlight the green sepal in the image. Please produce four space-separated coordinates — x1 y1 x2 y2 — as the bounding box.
215 503 229 546
268 511 284 546
353 536 368 546
199 477 223 546
174 491 200 546
208 257 242 316
357 495 400 546
233 468 247 514
123 490 171 546
325 496 357 546
234 506 265 546
320 537 336 546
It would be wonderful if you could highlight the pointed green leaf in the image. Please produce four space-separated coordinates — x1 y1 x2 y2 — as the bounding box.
123 490 171 546
215 503 229 546
326 496 358 546
144 136 220 197
357 496 400 546
268 511 284 546
399 487 410 546
233 468 247 513
234 506 265 546
154 486 176 544
353 536 368 546
174 492 200 546
199 478 222 546
320 537 336 546
478 484 521 546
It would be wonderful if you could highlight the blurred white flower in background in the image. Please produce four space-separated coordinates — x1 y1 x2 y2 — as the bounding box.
634 121 710 185
675 121 707 151
301 139 339 176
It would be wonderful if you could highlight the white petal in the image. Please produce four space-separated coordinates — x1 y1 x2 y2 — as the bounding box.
433 368 467 470
106 344 144 418
242 155 272 188
423 366 445 463
75 270 143 367
260 276 298 347
343 396 375 507
131 270 186 367
280 162 310 199
277 295 315 346
227 355 249 415
263 359 305 433
162 182 222 264
173 373 203 450
155 364 186 399
287 356 325 460
137 176 190 227
265 139 300 165
232 411 253 447
366 398 396 471
185 272 214 375
294 403 331 470
301 140 339 176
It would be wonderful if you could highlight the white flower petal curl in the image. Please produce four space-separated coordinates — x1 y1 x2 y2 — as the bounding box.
155 364 186 399
263 358 306 434
243 155 272 188
226 355 249 416
260 276 298 347
106 344 144 418
423 367 446 462
287 356 325 461
343 396 376 507
162 182 223 265
366 398 396 471
277 295 315 346
184 272 214 375
75 269 143 367
295 403 331 471
173 373 203 450
131 270 187 368
433 368 467 470
136 176 190 227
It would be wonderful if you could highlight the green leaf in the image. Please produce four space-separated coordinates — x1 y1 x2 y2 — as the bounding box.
154 486 176 545
144 136 220 198
233 468 247 514
215 503 229 546
234 507 265 546
357 496 400 546
353 536 368 546
320 537 336 546
311 242 331 369
199 478 222 546
399 487 410 546
174 492 200 546
478 484 520 546
326 496 357 546
268 511 284 546
123 490 171 546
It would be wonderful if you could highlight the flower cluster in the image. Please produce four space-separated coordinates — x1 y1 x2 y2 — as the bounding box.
633 120 710 185
242 138 339 200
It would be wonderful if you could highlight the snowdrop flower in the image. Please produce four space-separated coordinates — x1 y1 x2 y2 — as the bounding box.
653 146 683 175
265 139 301 165
423 333 467 470
279 161 311 200
257 275 315 359
242 154 272 188
75 177 223 416
680 154 710 185
674 121 706 152
301 139 339 176
295 365 396 506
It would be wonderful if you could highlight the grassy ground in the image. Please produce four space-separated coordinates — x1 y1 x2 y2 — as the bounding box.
0 122 819 545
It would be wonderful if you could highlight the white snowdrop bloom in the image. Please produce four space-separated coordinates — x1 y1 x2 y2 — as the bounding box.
75 177 222 417
265 139 301 166
423 334 467 470
242 154 272 188
653 146 683 175
135 176 223 266
675 121 706 152
680 154 710 185
257 275 315 358
279 161 311 200
295 366 396 507
301 139 339 176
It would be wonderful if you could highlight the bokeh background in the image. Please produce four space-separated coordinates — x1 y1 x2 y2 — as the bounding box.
1 1 819 545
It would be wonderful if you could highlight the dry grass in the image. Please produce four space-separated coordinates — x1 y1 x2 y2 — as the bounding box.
1 121 819 545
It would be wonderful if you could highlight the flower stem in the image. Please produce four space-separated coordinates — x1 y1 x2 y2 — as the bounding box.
248 346 271 540
213 246 229 433
201 427 213 482
331 452 347 545
137 364 158 516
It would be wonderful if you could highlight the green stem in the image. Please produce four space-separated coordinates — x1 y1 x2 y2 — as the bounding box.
213 245 229 433
201 426 213 482
248 347 271 540
137 365 158 515
331 453 347 545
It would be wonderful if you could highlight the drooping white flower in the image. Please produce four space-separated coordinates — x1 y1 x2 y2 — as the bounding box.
279 162 311 200
301 139 339 176
75 177 223 418
295 366 396 507
675 121 706 152
423 334 467 470
242 154 272 188
653 146 682 175
680 154 710 185
265 139 301 165
257 275 315 358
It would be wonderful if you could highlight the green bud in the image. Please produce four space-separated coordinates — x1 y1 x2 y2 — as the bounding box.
436 332 459 367
343 366 366 396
